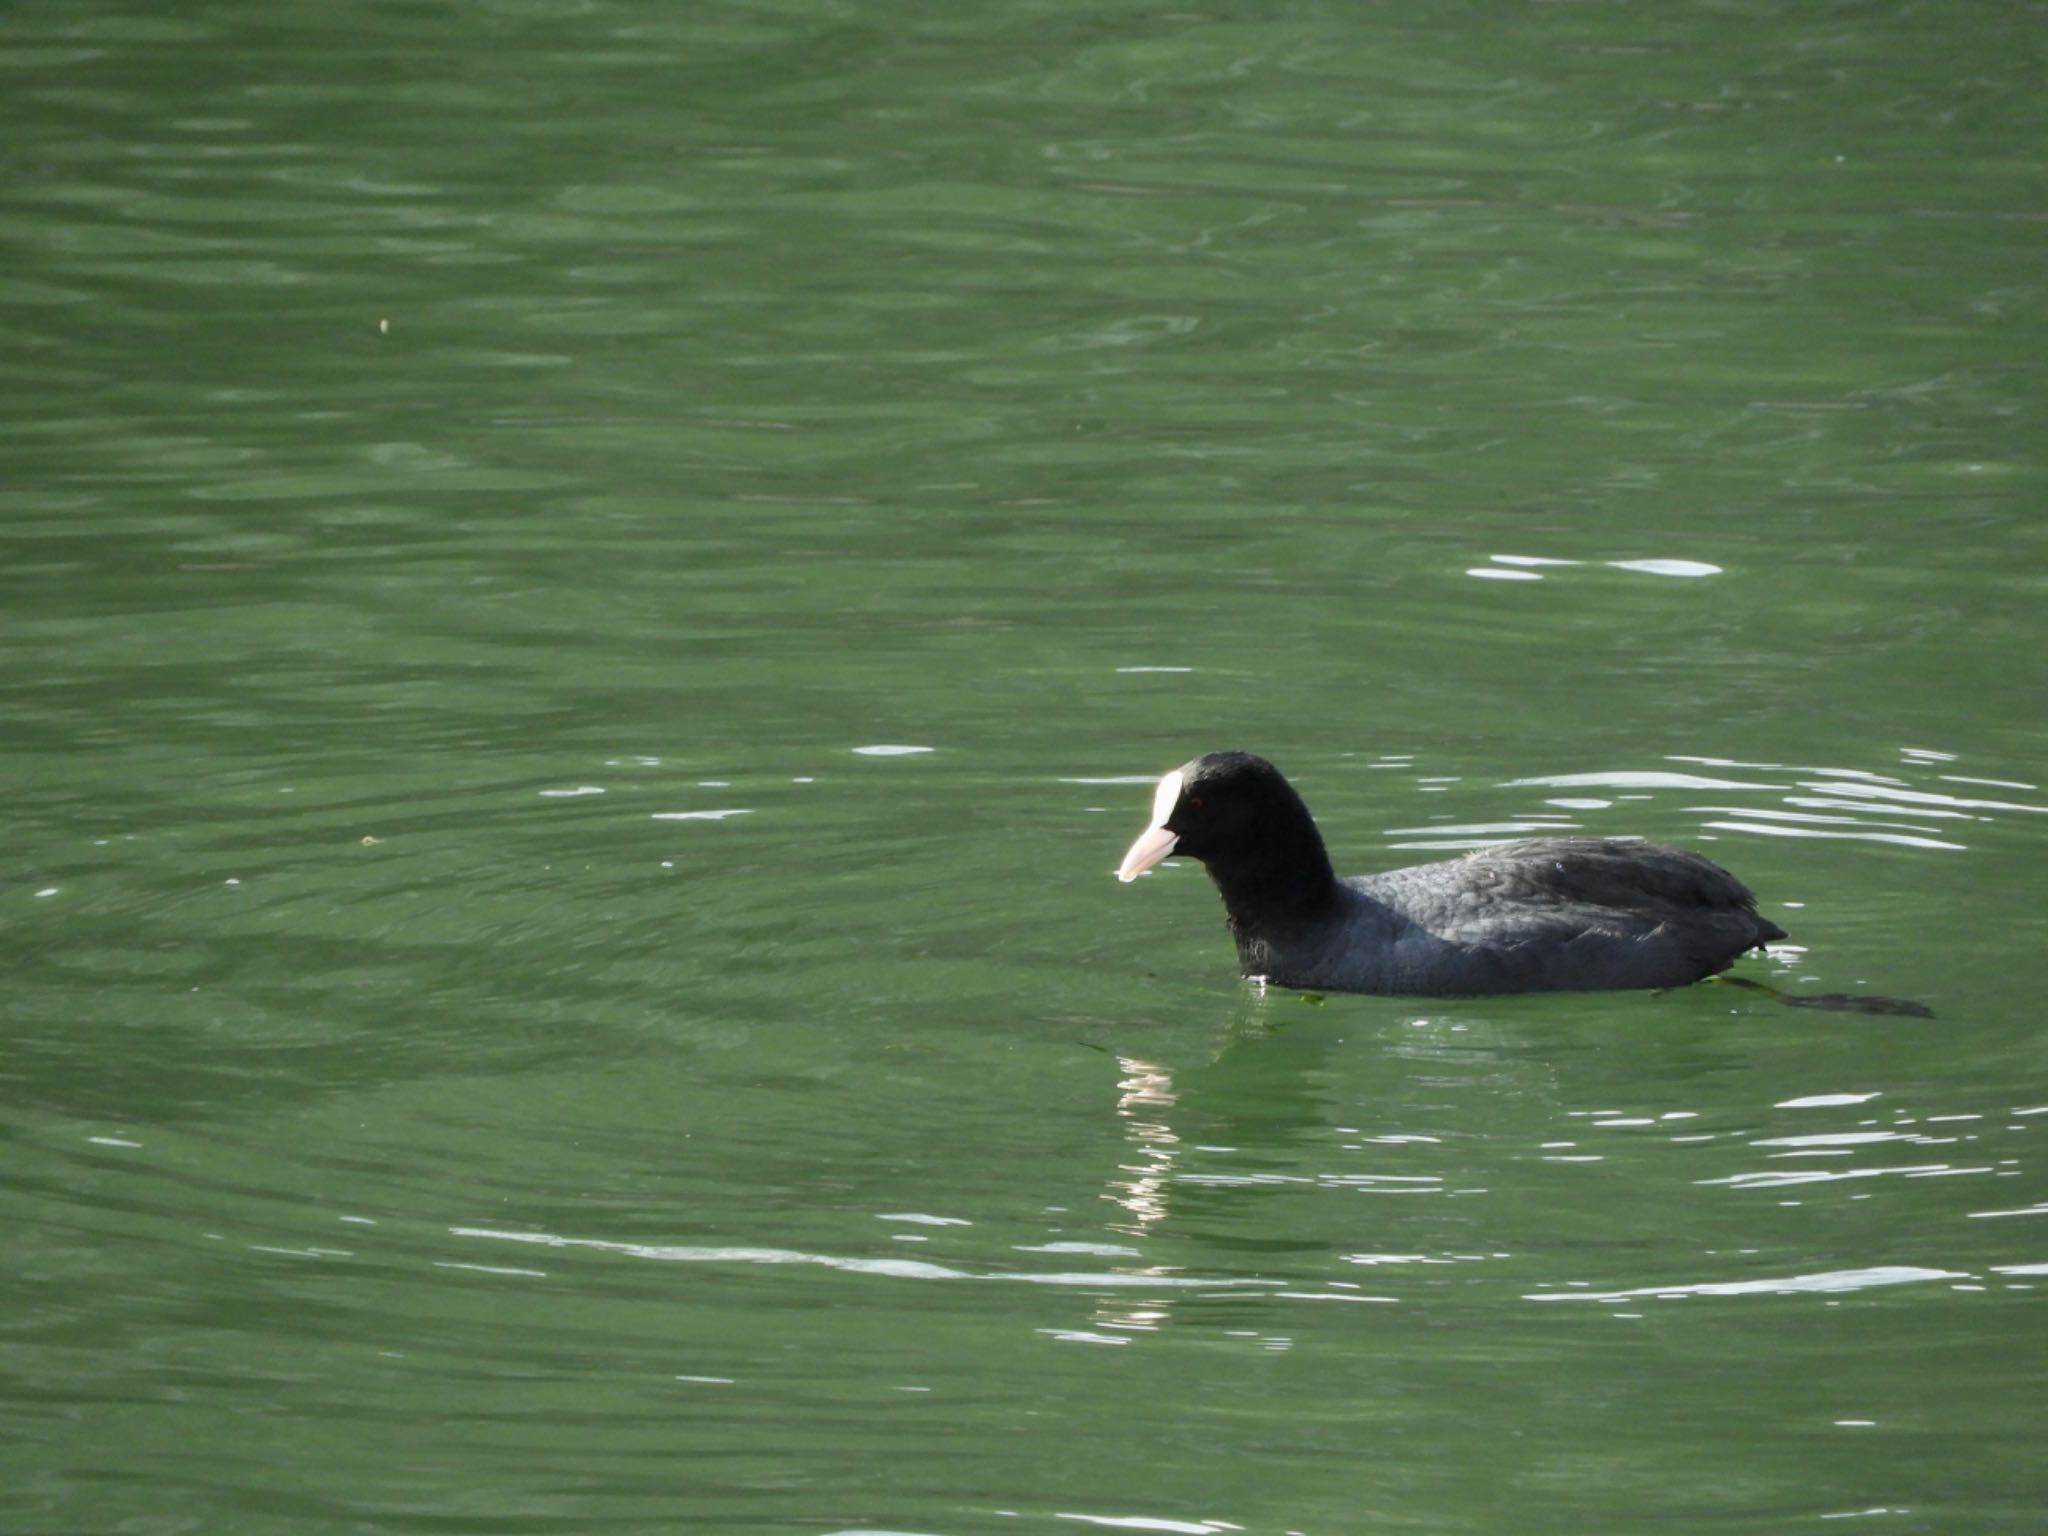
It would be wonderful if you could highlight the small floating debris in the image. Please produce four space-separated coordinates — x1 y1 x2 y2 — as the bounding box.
650 809 753 821
852 744 933 757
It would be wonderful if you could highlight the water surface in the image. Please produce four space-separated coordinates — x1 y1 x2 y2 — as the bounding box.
4 1 2044 1532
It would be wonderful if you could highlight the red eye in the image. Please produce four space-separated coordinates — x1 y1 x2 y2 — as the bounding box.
1186 797 1204 811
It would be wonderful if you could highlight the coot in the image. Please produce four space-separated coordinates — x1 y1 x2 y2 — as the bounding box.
1115 750 1787 996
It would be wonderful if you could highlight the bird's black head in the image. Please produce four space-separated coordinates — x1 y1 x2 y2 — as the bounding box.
1116 750 1328 883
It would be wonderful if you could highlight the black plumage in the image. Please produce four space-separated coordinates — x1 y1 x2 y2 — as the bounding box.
1117 751 1786 996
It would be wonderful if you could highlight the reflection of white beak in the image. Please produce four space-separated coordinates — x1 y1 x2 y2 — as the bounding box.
1116 824 1179 882
1115 767 1185 882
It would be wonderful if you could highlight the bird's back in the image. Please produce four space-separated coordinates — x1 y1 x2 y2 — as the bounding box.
1372 838 1776 924
1286 838 1788 995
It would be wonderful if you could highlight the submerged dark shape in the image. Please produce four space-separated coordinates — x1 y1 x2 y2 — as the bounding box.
1116 750 1789 997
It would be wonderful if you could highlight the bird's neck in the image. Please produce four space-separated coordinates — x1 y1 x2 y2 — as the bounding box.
1206 824 1343 951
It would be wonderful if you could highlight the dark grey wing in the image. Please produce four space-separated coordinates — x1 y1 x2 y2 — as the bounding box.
1355 838 1786 989
1455 838 1773 920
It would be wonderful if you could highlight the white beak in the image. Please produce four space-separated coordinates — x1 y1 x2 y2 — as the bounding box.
1115 768 1185 882
1116 824 1179 882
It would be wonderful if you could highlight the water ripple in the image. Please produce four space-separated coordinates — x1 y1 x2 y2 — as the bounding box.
451 1227 1275 1289
1526 1265 1967 1303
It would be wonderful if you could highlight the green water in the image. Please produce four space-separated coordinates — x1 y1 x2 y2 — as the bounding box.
5 1 2044 1532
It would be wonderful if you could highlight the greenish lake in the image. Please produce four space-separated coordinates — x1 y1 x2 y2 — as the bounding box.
4 1 2043 1532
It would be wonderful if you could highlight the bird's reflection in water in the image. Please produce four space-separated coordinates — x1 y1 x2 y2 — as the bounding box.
1085 1054 1185 1334
1100 993 1288 1241
1105 1055 1178 1237
1076 992 1328 1337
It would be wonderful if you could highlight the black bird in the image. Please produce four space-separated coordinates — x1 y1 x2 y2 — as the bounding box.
1116 750 1789 997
